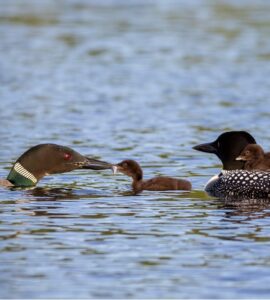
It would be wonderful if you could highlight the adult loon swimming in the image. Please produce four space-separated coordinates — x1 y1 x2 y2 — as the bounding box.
113 159 191 194
0 143 112 188
193 131 270 199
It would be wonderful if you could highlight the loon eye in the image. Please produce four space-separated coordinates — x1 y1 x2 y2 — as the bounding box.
64 153 72 160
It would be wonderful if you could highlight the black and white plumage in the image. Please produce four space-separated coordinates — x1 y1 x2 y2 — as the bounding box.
205 170 270 200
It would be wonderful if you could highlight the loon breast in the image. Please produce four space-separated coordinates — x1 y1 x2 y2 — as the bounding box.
205 170 270 200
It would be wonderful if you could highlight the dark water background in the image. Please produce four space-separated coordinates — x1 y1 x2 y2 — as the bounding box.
1 0 270 298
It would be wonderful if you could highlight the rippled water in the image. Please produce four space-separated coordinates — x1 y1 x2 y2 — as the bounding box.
1 0 270 298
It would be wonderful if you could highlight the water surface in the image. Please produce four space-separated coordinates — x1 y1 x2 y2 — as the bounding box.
1 0 270 298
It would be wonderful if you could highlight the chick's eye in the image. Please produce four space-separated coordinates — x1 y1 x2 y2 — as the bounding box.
64 153 72 160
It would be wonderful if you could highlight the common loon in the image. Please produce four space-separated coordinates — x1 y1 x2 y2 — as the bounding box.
1 143 111 188
113 159 191 195
236 144 270 171
193 131 270 200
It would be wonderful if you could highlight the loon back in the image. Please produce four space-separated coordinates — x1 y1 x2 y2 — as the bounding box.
205 170 270 200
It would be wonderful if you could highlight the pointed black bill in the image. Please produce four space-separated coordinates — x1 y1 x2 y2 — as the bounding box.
193 142 217 154
82 157 112 170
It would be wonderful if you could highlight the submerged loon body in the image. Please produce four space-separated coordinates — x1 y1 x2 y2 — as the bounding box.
193 131 270 200
205 170 270 200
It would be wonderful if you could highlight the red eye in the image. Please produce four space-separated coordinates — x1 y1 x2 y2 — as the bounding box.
64 153 72 160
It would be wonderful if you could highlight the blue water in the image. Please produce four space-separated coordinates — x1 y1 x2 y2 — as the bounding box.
1 0 270 298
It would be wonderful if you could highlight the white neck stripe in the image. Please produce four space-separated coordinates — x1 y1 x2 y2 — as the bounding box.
14 162 37 183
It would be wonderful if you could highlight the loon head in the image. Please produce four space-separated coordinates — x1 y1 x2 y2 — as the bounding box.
193 131 256 170
6 143 112 187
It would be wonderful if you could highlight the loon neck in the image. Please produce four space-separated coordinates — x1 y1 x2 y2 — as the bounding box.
7 162 38 187
132 179 143 194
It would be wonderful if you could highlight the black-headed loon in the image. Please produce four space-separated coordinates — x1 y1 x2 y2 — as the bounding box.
193 130 256 170
193 131 270 200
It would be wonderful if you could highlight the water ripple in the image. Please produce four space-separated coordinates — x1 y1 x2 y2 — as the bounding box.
1 0 270 298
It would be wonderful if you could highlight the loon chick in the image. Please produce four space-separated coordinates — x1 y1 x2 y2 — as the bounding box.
1 143 111 188
205 170 270 200
193 131 256 170
113 159 191 194
236 144 270 171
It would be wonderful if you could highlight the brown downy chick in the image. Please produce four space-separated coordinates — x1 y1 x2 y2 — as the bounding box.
113 159 191 194
236 144 270 171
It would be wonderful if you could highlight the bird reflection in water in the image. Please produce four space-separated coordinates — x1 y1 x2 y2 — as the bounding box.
26 187 80 201
219 198 270 222
14 187 109 218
